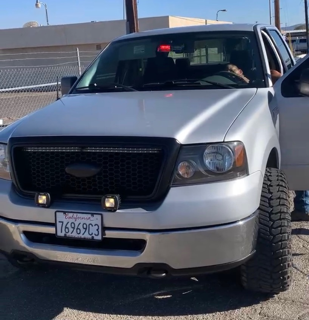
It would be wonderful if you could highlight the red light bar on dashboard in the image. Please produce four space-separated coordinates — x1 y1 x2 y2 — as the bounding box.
157 44 171 52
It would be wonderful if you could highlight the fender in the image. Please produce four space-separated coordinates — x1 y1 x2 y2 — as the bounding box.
224 88 280 177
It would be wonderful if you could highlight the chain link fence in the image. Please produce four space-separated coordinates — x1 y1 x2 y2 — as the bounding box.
0 47 304 129
0 49 99 127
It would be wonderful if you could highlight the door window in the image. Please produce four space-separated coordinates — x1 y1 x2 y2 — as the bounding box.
268 30 293 70
262 33 281 73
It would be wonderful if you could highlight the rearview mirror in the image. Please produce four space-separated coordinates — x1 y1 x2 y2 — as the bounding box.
61 76 78 95
299 68 309 96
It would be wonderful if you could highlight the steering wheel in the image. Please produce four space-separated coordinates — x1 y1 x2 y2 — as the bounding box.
216 71 249 84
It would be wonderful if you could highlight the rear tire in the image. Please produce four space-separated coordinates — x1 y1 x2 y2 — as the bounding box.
241 168 292 294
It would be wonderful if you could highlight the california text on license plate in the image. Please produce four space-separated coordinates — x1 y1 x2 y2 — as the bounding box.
55 212 102 240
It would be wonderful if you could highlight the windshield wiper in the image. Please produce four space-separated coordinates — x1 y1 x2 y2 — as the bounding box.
75 83 138 92
142 79 234 89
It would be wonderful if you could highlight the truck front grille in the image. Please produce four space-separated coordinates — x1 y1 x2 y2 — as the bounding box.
12 145 164 200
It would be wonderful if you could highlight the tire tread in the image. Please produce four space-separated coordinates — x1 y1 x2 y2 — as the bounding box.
241 168 292 294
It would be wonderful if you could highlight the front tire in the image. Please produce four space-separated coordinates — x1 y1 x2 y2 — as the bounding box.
241 168 292 294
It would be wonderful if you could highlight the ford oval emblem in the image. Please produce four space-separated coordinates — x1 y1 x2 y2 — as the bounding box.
65 163 101 178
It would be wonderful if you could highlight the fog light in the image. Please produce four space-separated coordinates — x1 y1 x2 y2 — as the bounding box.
177 161 195 178
101 194 121 212
35 193 51 208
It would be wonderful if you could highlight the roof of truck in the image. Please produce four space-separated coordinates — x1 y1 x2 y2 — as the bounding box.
115 23 265 41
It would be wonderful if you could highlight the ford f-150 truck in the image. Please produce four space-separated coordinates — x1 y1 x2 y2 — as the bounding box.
1 23 309 295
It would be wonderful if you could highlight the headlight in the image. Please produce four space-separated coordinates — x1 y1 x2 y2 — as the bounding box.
203 145 234 173
0 144 11 180
172 141 248 186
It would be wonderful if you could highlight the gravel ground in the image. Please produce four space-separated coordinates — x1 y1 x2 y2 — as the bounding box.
0 222 308 320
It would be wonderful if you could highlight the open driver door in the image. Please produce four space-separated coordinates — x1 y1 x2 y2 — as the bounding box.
275 55 309 190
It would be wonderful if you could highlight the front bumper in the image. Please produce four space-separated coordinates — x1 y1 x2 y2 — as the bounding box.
0 211 258 275
0 171 263 229
0 171 262 274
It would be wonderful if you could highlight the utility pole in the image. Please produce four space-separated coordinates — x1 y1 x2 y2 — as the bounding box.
133 0 139 32
305 0 309 53
125 0 139 34
274 0 281 31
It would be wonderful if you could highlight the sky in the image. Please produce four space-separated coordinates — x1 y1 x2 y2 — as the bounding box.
0 0 305 30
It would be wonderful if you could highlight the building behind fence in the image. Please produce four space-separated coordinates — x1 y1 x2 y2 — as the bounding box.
0 48 99 126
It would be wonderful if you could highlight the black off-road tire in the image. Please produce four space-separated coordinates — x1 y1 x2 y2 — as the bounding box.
241 168 292 294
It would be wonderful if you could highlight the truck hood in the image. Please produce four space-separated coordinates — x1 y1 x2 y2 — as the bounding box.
9 89 257 144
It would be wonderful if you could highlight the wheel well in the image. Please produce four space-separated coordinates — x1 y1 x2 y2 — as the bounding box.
266 148 279 169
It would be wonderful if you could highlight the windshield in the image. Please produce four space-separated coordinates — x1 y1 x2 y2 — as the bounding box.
73 31 265 93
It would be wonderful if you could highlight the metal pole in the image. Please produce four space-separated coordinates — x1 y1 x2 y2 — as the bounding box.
125 0 131 34
216 11 219 21
123 0 128 33
305 0 309 53
76 48 82 76
44 3 49 25
274 0 281 31
269 0 272 25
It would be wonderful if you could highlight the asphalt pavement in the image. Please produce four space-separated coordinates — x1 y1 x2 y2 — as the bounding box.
0 222 308 320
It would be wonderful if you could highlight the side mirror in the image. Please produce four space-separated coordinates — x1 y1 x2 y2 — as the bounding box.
299 68 309 96
61 76 78 95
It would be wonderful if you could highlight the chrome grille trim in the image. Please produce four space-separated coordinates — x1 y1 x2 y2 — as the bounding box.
23 147 161 153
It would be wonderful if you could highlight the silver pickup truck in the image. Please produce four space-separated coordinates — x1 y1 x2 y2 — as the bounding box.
1 23 309 295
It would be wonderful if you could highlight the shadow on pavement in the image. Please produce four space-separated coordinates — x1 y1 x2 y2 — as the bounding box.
0 266 269 320
292 228 309 236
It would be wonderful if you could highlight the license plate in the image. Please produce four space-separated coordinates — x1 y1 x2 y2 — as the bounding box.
55 212 102 240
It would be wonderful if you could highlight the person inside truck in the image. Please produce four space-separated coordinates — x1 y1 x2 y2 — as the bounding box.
227 63 282 86
225 62 280 86
270 69 282 84
226 60 282 85
225 64 250 83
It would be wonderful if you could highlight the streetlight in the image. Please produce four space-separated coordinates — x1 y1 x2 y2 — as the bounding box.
35 0 50 26
216 9 227 21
